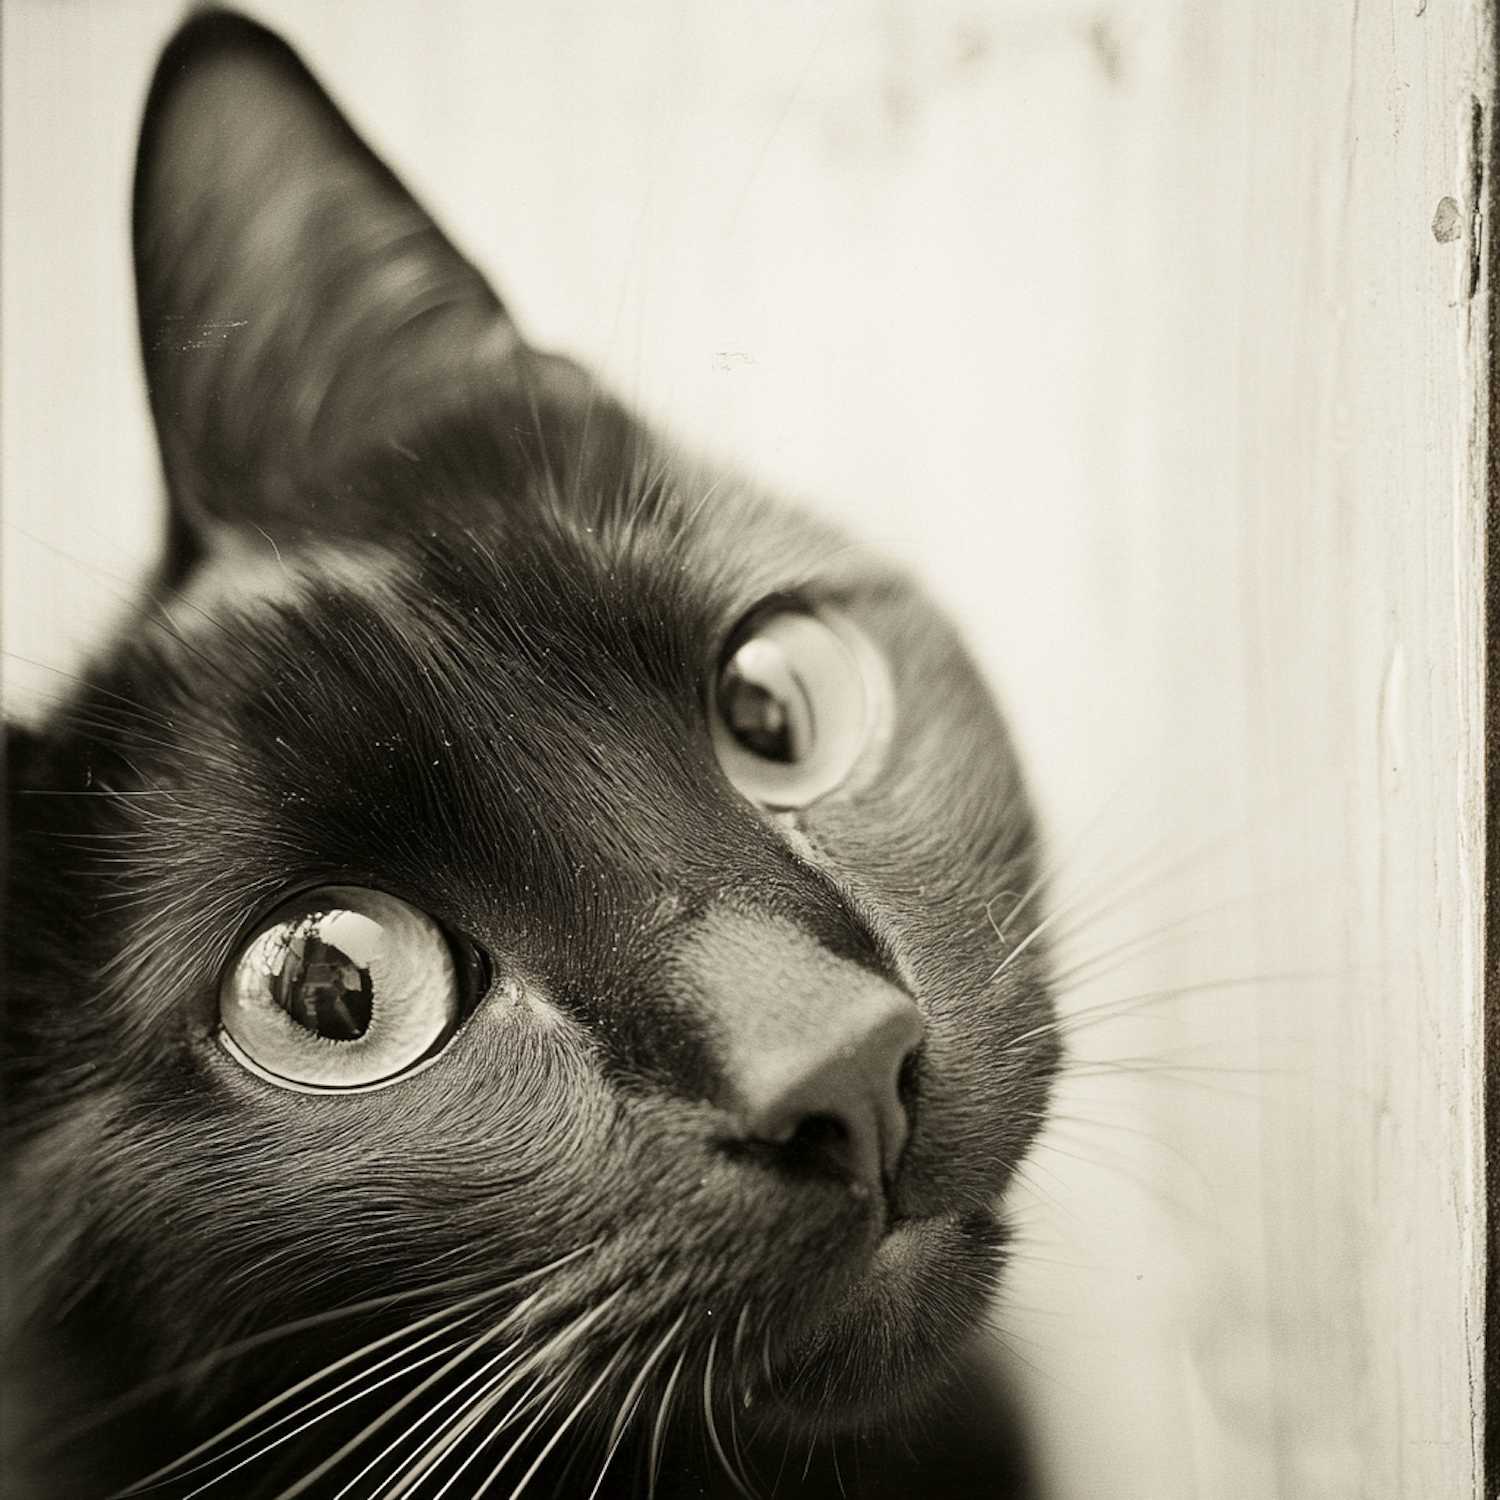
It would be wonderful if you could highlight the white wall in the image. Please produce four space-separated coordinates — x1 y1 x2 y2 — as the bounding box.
3 2 1488 1496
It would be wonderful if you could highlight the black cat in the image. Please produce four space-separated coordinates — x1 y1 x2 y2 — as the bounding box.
2 12 1056 1497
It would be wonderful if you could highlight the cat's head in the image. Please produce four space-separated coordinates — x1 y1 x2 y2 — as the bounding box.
3 10 1055 1493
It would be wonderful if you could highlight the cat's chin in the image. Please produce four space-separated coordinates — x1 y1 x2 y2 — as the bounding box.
755 1209 1007 1434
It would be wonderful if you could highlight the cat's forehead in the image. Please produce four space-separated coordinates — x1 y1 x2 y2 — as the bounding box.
102 473 948 945
167 465 900 661
171 528 414 624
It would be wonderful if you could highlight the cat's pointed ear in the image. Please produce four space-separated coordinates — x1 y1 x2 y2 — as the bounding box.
134 11 520 545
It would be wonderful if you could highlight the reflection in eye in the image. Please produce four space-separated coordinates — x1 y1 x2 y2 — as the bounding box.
252 911 378 1040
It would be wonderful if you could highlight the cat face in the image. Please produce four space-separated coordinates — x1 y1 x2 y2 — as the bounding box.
2 12 1055 1495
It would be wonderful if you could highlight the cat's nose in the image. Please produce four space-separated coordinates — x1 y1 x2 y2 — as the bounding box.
673 909 924 1190
725 980 923 1189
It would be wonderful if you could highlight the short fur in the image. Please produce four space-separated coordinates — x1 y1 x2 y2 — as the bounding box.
2 12 1057 1498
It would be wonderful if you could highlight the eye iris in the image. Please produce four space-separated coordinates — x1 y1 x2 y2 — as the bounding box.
221 887 471 1092
271 921 374 1040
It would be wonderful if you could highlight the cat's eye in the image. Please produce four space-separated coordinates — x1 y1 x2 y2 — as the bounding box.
218 887 483 1092
711 608 888 809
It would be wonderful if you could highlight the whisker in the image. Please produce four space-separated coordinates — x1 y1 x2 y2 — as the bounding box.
257 1319 533 1500
420 1373 554 1500
727 1305 756 1492
701 1331 754 1500
647 1349 688 1500
115 1314 480 1495
769 1426 795 1495
435 1289 630 1500
1045 889 1297 996
145 1334 474 1500
490 1340 635 1500
996 816 1246 983
986 900 1057 981
677 472 731 537
589 1314 687 1500
1032 793 1328 990
112 1248 603 1494
984 879 1045 944
445 1366 575 1500
407 1290 634 1500
82 1254 594 1444
978 768 1157 944
1018 1122 1217 1213
333 1338 528 1500
240 1277 605 1500
1052 969 1339 1041
730 1304 753 1374
109 1248 599 1493
1061 1058 1273 1096
830 1435 848 1498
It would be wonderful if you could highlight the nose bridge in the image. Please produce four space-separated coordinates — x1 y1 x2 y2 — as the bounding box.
671 905 925 1190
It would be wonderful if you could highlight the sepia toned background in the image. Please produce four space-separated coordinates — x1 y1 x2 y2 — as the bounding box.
3 2 1489 1495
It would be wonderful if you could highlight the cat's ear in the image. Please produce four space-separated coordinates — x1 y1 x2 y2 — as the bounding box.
134 10 523 548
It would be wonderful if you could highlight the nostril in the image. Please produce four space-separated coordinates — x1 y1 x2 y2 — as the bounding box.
785 1112 851 1162
746 1112 861 1185
897 1046 921 1103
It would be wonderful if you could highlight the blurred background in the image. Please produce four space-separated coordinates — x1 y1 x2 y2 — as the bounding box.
3 2 1488 1496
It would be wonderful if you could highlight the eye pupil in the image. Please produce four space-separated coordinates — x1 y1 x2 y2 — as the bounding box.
273 929 374 1040
722 676 795 762
717 635 813 765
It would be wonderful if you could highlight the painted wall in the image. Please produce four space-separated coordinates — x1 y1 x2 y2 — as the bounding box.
3 2 1488 1495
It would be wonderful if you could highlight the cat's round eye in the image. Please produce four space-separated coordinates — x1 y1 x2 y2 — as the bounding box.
218 887 481 1092
711 608 888 809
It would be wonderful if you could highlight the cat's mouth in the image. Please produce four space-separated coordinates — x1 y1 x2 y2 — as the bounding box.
744 1207 1007 1431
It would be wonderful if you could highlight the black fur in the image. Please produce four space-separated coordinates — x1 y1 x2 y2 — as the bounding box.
2 12 1056 1497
